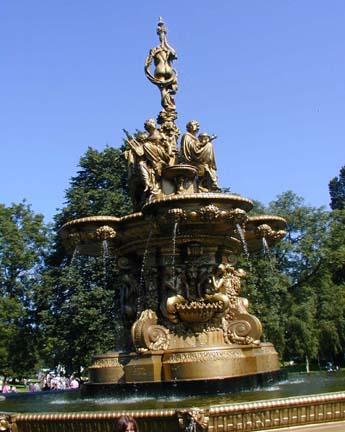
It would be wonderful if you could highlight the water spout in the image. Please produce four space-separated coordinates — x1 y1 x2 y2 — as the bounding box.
136 226 152 317
102 239 110 284
171 222 178 288
102 239 109 259
70 244 80 266
262 236 275 272
236 223 250 261
140 225 153 290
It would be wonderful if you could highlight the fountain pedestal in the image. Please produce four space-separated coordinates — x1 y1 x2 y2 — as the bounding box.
61 191 286 390
58 20 287 393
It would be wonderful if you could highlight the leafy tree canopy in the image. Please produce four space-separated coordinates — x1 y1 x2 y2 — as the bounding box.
38 145 132 374
0 201 50 377
329 166 345 210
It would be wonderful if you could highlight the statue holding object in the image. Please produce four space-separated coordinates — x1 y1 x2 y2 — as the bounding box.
181 120 220 192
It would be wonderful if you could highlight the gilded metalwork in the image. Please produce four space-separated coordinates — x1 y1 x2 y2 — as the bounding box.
0 416 16 432
5 392 345 432
181 120 220 192
145 18 178 124
177 409 209 431
95 225 117 240
57 19 288 388
131 309 170 352
0 18 340 432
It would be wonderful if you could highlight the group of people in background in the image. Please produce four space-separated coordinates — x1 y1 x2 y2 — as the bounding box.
0 381 16 393
1 381 138 431
0 373 79 393
37 371 80 391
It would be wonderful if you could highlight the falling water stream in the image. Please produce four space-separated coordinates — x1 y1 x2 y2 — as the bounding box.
262 236 275 272
138 226 153 316
236 223 251 270
70 244 80 266
171 222 178 288
102 239 110 279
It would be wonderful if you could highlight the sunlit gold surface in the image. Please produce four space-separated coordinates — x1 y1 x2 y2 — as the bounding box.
4 392 345 432
57 19 289 390
60 190 286 385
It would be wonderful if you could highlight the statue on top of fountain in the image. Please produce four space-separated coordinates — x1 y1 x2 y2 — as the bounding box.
181 120 220 192
124 118 221 208
145 17 178 124
124 118 179 208
124 17 221 209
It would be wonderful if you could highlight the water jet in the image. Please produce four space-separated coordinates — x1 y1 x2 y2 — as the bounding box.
2 19 343 432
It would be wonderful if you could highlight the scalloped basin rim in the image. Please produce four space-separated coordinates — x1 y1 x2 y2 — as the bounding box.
59 213 144 233
142 193 253 211
246 215 287 229
247 215 287 223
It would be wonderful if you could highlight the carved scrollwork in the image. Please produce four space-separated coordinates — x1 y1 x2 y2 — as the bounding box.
95 225 117 240
229 208 248 224
167 207 187 223
67 232 81 248
0 416 17 432
256 223 273 238
198 204 221 222
177 409 209 431
271 229 287 240
256 223 286 241
131 309 170 352
175 300 226 323
225 313 262 345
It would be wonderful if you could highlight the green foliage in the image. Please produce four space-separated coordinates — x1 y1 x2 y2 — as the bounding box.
329 166 345 210
4 149 344 376
37 146 132 374
56 146 132 227
0 202 50 377
246 191 334 364
243 254 290 357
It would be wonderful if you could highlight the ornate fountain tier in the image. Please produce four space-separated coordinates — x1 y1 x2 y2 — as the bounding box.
59 20 287 389
59 193 286 257
60 186 286 385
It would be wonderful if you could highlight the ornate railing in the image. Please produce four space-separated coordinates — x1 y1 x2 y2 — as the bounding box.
2 392 345 432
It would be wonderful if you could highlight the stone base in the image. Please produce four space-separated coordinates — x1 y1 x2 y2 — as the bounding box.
162 343 278 381
87 343 279 385
88 352 131 384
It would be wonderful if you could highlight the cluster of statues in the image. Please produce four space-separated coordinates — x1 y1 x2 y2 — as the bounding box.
124 119 220 208
124 19 221 209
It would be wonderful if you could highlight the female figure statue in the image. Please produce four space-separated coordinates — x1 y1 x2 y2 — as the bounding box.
145 19 178 113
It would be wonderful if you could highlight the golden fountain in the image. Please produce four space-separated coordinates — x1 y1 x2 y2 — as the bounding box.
3 19 345 432
60 18 287 390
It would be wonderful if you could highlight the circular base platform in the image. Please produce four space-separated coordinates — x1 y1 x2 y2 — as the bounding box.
82 369 287 397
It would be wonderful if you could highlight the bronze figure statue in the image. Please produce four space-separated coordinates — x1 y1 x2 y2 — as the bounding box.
181 120 220 192
145 18 178 122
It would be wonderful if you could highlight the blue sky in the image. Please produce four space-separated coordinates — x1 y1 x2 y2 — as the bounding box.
1 1 344 222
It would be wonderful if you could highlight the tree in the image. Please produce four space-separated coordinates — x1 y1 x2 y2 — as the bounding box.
37 146 132 374
0 201 50 377
329 166 345 210
314 208 345 364
243 253 290 358
247 191 330 367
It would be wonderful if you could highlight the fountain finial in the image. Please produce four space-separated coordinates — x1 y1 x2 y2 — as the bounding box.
145 19 178 125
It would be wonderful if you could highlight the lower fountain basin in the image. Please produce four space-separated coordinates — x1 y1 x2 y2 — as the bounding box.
4 371 344 414
2 372 345 432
